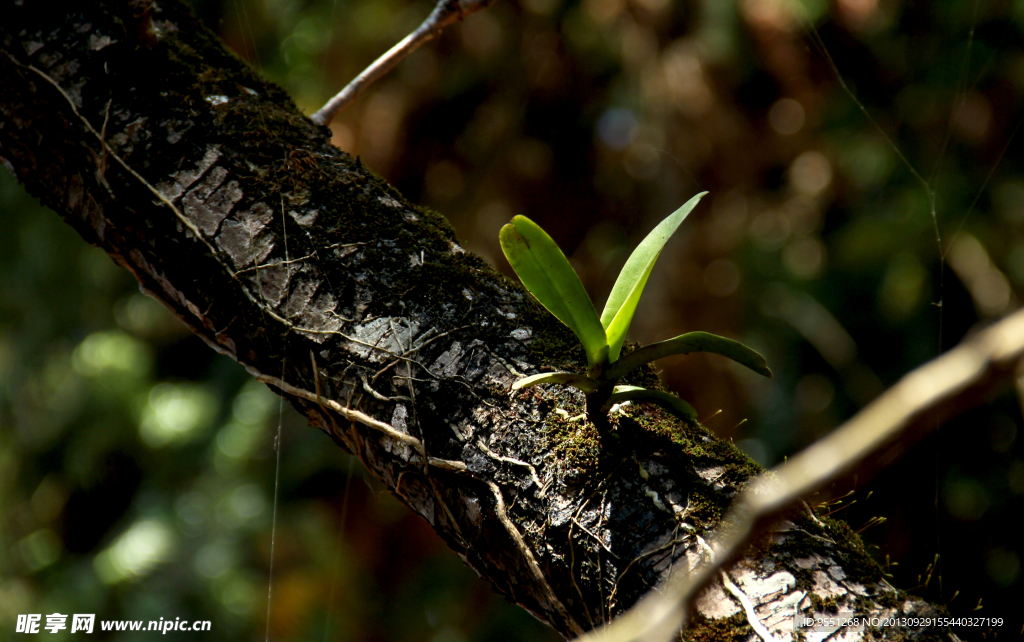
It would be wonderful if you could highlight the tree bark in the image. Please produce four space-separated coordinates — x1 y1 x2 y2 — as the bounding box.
0 2 959 640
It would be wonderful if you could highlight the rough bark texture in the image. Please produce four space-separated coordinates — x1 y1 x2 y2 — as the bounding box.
0 2 958 640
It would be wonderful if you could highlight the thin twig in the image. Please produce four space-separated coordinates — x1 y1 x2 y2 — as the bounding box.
571 517 617 559
311 0 501 127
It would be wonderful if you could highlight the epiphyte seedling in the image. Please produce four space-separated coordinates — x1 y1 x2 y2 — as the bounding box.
500 192 771 424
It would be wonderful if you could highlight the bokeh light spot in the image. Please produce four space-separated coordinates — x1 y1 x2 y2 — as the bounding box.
985 548 1020 588
597 108 638 150
782 236 825 279
789 151 832 195
94 519 175 584
943 476 989 521
768 98 805 135
72 331 152 379
795 374 834 414
139 383 218 448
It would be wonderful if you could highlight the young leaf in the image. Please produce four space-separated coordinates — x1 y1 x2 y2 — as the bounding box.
604 385 698 421
600 192 707 362
512 372 599 393
603 331 772 382
501 216 608 368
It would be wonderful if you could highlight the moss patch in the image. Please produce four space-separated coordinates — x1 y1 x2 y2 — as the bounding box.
685 612 754 642
544 401 602 482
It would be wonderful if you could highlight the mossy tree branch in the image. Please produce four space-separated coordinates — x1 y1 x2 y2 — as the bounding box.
0 2 962 640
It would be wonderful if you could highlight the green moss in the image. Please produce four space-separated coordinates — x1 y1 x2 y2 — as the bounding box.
874 589 903 609
618 402 761 479
684 612 754 642
763 508 925 622
686 488 730 529
814 515 895 587
808 594 842 613
544 402 602 482
615 342 663 389
621 402 693 445
522 303 588 373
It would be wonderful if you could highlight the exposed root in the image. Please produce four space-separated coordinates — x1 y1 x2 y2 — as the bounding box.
251 367 468 473
486 481 584 637
476 439 545 493
721 570 780 642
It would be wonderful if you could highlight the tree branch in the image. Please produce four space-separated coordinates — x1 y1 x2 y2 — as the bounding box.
310 0 501 126
0 2 981 640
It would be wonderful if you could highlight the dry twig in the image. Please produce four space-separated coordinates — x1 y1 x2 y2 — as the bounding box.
311 0 500 126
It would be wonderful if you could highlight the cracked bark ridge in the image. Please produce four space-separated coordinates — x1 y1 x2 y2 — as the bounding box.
0 2 960 640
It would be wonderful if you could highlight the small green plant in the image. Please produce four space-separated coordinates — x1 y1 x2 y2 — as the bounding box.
500 192 771 426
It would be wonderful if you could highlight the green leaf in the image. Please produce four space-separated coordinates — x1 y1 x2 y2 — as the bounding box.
603 331 772 382
604 385 697 421
511 372 599 393
600 192 707 362
501 216 608 368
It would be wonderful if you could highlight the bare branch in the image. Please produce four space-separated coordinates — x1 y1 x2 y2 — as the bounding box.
576 307 1024 642
310 0 500 127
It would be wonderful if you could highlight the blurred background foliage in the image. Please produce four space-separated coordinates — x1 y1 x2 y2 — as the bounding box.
3 0 1024 639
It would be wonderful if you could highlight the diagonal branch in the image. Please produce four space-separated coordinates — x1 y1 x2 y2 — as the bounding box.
576 307 1024 642
310 0 501 126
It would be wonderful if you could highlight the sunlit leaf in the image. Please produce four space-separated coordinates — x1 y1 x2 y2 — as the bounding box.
511 372 599 393
604 385 698 421
600 193 707 362
501 216 608 368
603 331 772 382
